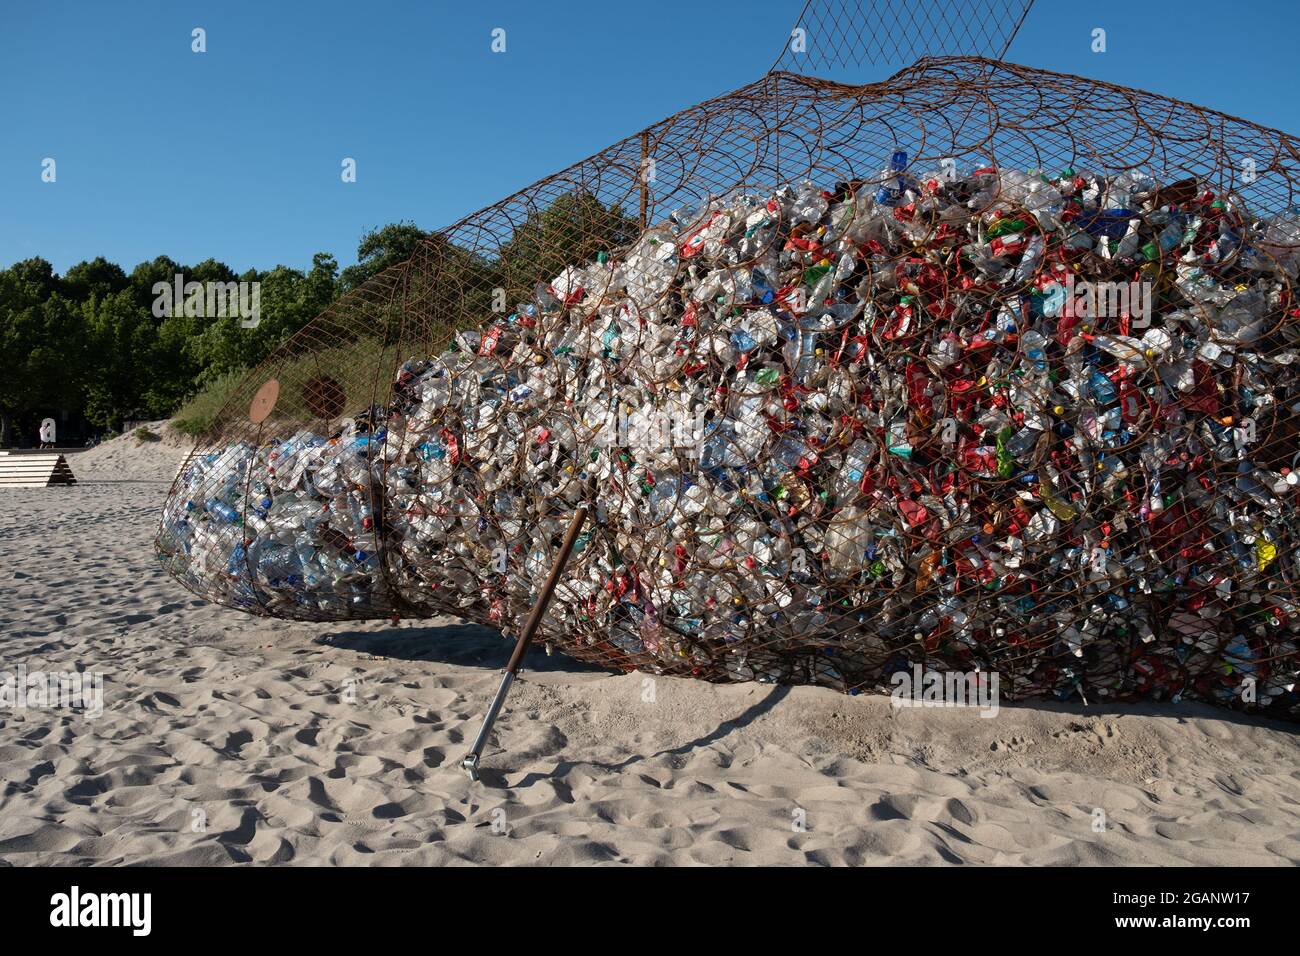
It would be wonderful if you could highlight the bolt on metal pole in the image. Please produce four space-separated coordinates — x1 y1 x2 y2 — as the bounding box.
461 496 592 781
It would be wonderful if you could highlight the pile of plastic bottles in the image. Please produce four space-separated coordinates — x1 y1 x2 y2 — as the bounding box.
159 158 1300 718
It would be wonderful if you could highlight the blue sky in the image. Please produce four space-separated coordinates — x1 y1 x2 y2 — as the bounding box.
3 0 1299 275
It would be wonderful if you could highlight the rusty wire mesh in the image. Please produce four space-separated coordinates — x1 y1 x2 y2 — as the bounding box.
156 55 1300 719
771 0 1035 72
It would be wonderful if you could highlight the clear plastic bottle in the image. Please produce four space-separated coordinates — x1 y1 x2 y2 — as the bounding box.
834 439 873 503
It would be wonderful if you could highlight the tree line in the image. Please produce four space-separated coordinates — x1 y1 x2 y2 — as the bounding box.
0 222 427 445
0 193 638 446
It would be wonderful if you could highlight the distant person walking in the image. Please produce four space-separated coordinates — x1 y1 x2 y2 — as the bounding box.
39 418 56 449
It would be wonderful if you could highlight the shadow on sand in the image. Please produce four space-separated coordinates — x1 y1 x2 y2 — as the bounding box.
316 620 616 675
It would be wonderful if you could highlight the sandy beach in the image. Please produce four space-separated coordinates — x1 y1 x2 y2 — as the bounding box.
0 430 1297 866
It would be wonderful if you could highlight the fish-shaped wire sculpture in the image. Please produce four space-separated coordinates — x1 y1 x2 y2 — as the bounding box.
157 56 1300 722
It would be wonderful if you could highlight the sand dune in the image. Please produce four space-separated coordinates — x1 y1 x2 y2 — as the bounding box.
68 420 193 483
1 431 1297 865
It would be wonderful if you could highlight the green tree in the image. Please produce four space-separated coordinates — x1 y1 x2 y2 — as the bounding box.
62 256 128 303
81 289 160 428
339 222 426 291
493 191 638 302
0 260 88 442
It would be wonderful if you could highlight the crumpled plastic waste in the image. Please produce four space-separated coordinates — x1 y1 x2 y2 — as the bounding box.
159 159 1300 720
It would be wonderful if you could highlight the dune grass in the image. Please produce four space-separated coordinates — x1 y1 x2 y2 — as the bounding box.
172 369 250 436
170 338 416 438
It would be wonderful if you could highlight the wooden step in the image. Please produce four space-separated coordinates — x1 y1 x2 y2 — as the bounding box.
0 453 78 487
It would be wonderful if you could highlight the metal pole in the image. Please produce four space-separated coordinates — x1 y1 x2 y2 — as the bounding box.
639 130 650 231
461 497 592 780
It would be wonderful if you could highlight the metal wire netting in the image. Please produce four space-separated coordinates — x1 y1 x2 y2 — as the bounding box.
771 0 1035 71
157 57 1300 719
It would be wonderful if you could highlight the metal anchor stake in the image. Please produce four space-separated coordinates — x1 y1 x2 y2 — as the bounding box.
461 497 591 781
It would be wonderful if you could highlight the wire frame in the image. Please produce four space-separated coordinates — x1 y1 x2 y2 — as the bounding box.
157 57 1300 719
771 0 1036 72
